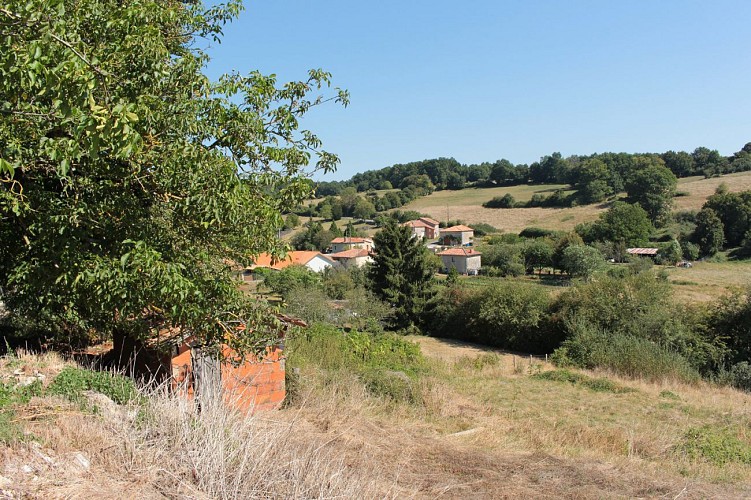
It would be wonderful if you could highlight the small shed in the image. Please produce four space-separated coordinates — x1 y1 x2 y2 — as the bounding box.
163 315 306 414
627 248 659 258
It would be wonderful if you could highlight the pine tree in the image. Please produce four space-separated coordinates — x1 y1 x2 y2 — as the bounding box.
329 221 342 237
368 218 436 329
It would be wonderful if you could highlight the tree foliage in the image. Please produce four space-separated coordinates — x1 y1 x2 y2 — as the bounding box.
368 218 436 328
0 0 348 353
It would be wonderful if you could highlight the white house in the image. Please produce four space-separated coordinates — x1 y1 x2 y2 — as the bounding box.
329 248 373 269
437 248 482 275
330 237 374 253
250 251 335 273
439 225 474 246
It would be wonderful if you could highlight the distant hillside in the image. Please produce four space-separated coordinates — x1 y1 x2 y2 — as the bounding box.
404 171 751 234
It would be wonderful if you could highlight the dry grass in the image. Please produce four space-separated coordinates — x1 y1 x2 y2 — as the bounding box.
400 171 751 234
666 260 751 302
675 172 751 211
3 342 751 498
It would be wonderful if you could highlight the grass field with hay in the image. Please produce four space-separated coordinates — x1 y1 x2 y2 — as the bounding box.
401 171 751 234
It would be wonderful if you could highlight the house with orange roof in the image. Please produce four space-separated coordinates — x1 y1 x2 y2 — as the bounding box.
439 225 474 246
437 247 482 275
249 251 335 274
330 236 374 253
328 248 373 269
403 217 440 239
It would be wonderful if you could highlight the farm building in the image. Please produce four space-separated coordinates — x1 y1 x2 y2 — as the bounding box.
627 248 659 258
438 247 482 275
439 225 474 246
328 248 373 268
330 236 374 253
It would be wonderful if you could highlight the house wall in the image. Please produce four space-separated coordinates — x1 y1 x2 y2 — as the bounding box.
440 255 482 274
331 241 372 253
334 255 373 269
410 226 426 239
441 231 472 246
305 255 333 272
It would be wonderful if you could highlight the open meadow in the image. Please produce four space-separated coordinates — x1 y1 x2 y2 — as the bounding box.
402 171 751 233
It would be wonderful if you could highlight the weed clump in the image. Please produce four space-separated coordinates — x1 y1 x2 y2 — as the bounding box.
532 369 634 394
679 425 751 466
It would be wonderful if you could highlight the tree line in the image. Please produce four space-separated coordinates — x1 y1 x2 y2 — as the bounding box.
316 144 751 198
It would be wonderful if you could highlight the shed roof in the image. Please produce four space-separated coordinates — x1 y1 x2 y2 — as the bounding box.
330 237 373 244
419 217 440 226
626 248 659 255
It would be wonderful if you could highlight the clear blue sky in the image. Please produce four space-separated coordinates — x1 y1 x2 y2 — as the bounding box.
204 1 751 181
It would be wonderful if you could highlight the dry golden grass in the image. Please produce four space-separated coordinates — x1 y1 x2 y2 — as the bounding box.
675 172 751 211
4 342 751 498
401 171 751 234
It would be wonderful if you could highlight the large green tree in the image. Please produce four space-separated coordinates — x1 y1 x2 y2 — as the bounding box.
624 164 677 226
368 218 436 328
0 0 348 353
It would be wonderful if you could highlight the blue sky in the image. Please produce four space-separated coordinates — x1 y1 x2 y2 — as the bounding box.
204 1 751 181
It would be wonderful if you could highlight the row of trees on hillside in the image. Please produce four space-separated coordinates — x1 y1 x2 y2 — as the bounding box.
316 144 751 196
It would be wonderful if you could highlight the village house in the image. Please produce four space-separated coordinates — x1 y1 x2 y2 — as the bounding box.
402 216 440 239
328 248 373 269
438 247 482 275
439 225 474 246
330 236 374 253
248 251 335 276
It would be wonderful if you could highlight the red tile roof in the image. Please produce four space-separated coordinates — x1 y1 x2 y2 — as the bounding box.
442 225 474 232
403 220 431 228
251 251 334 270
437 248 482 256
419 217 440 226
329 248 370 259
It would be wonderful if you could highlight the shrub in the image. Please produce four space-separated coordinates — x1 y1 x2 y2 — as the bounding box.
680 425 751 466
48 367 138 405
519 227 562 239
483 193 516 209
470 223 499 236
532 369 633 394
551 324 700 383
263 265 322 298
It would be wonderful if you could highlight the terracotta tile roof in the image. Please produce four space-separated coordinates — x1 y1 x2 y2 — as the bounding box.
329 248 370 259
442 225 474 232
251 251 333 270
403 220 431 228
330 237 373 244
626 247 659 255
419 217 440 226
437 248 482 257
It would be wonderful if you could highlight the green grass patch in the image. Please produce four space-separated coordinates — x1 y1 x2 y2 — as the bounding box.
47 366 138 405
532 369 635 394
680 425 751 466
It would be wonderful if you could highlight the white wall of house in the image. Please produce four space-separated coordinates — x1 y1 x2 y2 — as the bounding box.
331 241 373 253
305 255 334 272
440 231 473 246
333 255 373 269
441 254 481 274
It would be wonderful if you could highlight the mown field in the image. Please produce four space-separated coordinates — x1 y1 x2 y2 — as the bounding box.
403 171 751 234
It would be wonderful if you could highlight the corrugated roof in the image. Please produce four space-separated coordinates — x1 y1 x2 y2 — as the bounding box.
442 225 474 232
329 248 370 259
437 248 482 256
626 248 659 255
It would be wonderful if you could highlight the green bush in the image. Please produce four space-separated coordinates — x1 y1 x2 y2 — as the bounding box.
483 193 516 209
532 369 633 394
551 325 700 383
47 367 138 405
680 425 751 466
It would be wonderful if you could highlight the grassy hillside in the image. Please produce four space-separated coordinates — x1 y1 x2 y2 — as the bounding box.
4 334 750 498
402 171 751 234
